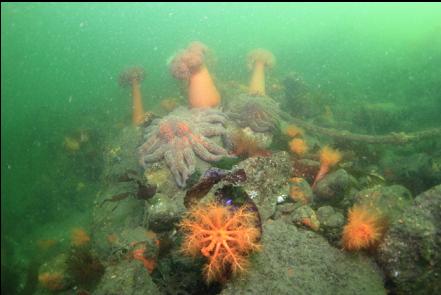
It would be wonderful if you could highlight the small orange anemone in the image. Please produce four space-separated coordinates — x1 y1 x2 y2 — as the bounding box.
119 67 146 126
38 272 65 291
284 125 304 138
180 202 261 283
247 49 275 96
312 146 342 187
170 42 220 108
71 228 90 247
289 138 308 156
132 244 157 273
342 205 386 251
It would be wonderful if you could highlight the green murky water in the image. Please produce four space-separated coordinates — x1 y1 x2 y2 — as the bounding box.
2 3 441 294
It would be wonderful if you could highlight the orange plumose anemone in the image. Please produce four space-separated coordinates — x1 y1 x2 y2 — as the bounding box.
71 228 91 247
180 202 261 283
284 125 304 138
38 272 65 291
312 145 342 187
247 49 275 96
289 138 308 156
119 67 146 126
170 42 220 108
342 205 386 251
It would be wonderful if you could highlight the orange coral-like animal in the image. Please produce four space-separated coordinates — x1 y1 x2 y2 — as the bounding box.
284 125 303 138
71 228 90 247
342 205 386 251
180 202 261 283
312 145 342 187
289 138 308 156
38 272 65 291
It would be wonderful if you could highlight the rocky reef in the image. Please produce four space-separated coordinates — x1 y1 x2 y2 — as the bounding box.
221 220 386 295
377 185 441 294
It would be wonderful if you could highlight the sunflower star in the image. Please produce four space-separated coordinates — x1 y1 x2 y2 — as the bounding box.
227 94 281 132
138 107 229 187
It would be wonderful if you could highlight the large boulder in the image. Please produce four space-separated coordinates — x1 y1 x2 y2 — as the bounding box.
236 151 292 221
314 169 358 207
377 184 441 295
94 260 159 295
222 220 386 295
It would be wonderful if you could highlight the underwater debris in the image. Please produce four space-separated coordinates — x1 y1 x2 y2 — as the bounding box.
180 202 261 283
289 116 441 144
138 107 230 187
342 204 386 251
247 48 275 96
227 94 281 133
119 67 147 126
184 168 247 208
170 41 220 108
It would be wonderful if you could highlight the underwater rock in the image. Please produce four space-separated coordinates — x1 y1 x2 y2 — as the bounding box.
236 151 292 221
273 202 301 221
221 220 386 295
314 169 358 206
292 159 320 184
288 177 313 204
37 253 73 292
66 246 104 289
184 167 247 208
146 193 185 232
94 260 160 295
102 127 142 182
290 205 320 231
316 205 345 244
349 185 413 223
376 184 441 295
380 152 440 195
143 164 178 196
92 184 145 260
